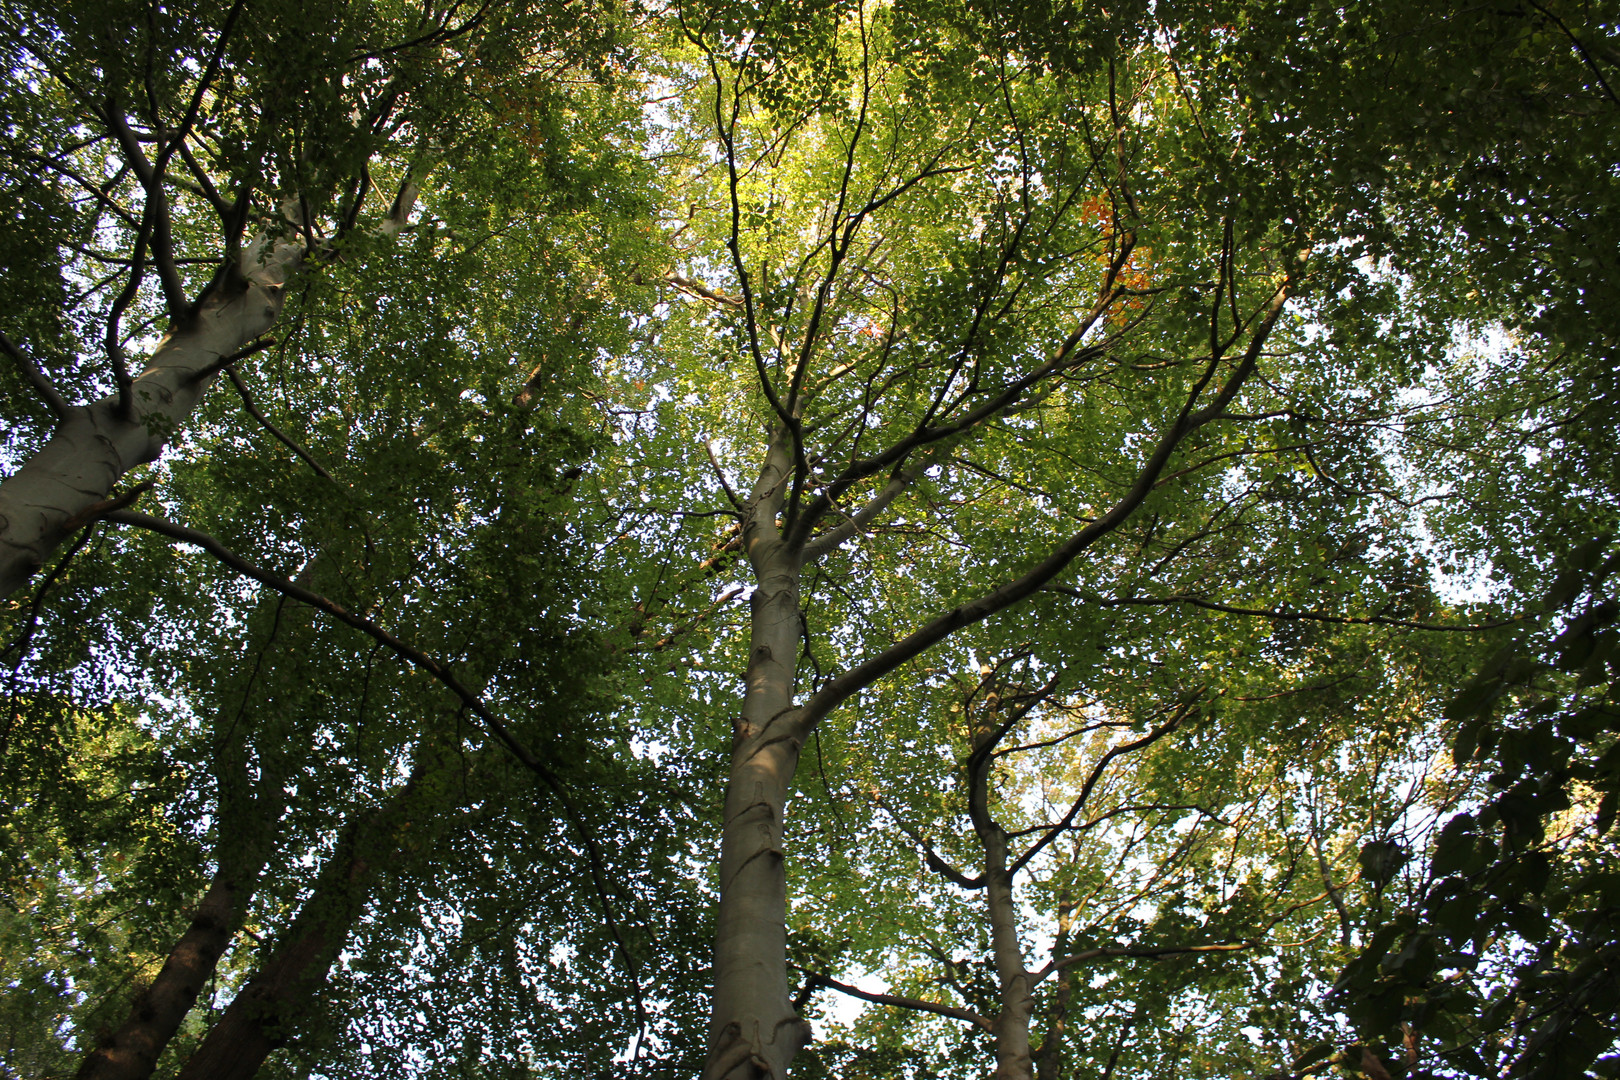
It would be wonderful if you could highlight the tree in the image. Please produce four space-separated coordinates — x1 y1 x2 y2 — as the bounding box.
1335 543 1620 1080
2 1 679 1075
1212 2 1620 1074
634 4 1523 1076
4 0 1618 1077
0 0 627 598
781 615 1477 1079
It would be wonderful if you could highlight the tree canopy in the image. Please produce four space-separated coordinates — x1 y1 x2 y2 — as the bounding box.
1 1 1616 1079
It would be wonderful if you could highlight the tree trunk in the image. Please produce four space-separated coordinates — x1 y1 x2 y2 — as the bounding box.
982 828 1035 1080
0 244 298 601
705 433 813 1080
1034 890 1076 1080
170 766 422 1080
74 850 271 1080
75 631 297 1080
0 178 421 603
967 703 1035 1080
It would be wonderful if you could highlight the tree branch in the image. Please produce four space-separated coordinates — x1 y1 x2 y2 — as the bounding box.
177 140 233 222
99 509 651 1042
801 462 922 562
795 284 1122 538
1525 0 1620 109
801 973 993 1031
103 509 551 771
225 367 335 482
791 282 1293 739
1031 942 1253 986
62 481 157 533
872 790 985 889
664 272 743 307
1031 876 1350 986
189 337 277 383
1010 696 1198 875
1002 802 1232 840
705 440 745 513
0 331 70 420
161 0 246 177
102 99 188 316
1047 587 1524 632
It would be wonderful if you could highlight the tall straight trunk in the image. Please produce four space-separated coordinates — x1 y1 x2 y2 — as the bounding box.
0 243 299 601
171 764 424 1080
966 707 1036 1080
982 827 1035 1080
705 433 813 1080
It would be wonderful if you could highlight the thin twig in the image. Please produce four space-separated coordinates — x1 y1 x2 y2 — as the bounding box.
225 367 335 481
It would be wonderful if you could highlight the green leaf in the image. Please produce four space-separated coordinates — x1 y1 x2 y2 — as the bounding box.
1291 1042 1335 1070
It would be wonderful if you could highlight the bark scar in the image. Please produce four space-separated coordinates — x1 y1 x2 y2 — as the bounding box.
723 798 776 828
722 843 785 891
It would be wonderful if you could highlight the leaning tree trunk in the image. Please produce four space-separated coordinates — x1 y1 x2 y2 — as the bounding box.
0 181 419 603
74 842 276 1080
0 243 298 602
72 562 332 1080
704 431 814 1080
169 764 424 1080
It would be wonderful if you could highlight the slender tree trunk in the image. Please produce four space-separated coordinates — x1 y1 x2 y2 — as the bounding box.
705 432 813 1080
0 244 298 602
1034 891 1076 1080
964 701 1036 1080
170 764 423 1080
982 828 1035 1080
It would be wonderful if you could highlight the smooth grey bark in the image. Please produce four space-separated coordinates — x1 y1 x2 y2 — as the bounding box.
983 830 1036 1080
0 184 417 603
705 428 814 1080
697 222 1292 1075
702 290 1292 1077
970 717 1036 1080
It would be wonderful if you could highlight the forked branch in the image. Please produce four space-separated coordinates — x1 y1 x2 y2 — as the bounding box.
791 280 1294 738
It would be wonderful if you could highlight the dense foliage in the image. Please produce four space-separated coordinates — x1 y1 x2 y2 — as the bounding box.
1 0 1616 1078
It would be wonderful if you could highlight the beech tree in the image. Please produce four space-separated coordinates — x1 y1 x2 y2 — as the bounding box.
3 0 1618 1078
2 0 684 1076
0 0 630 598
638 7 1492 1076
